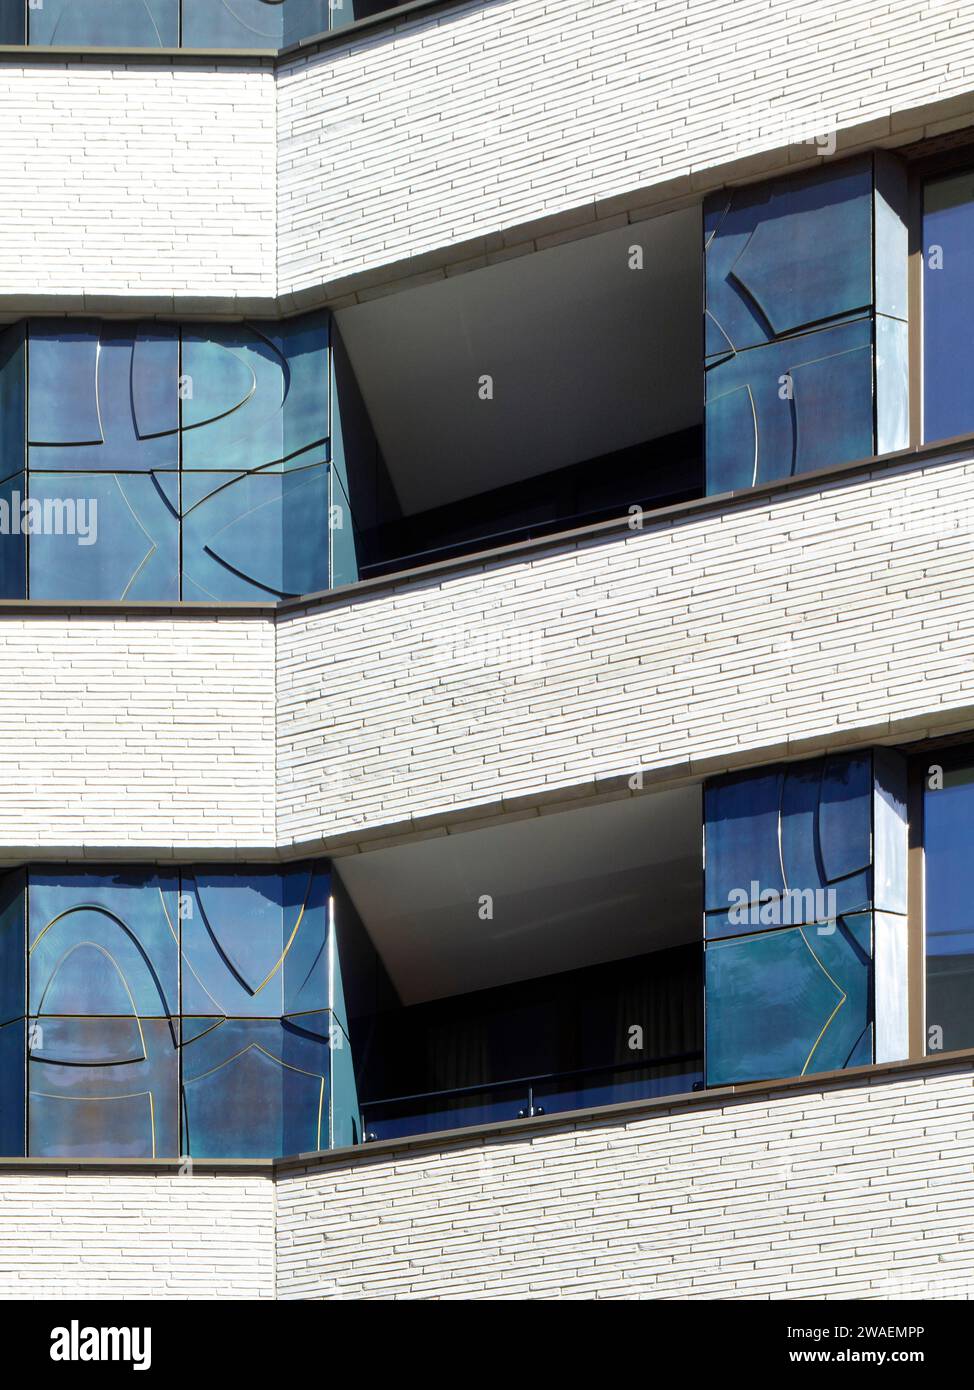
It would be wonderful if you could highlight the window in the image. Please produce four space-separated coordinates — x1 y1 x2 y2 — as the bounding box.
0 312 331 601
0 863 347 1159
924 753 974 1053
922 168 974 443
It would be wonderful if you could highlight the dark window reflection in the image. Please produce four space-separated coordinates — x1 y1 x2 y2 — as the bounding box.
925 757 974 1051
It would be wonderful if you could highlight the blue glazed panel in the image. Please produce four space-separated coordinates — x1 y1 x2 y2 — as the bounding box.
789 333 875 476
0 1 25 43
704 157 873 360
181 1014 330 1158
29 0 178 45
181 865 329 1017
0 869 26 1027
706 753 873 939
0 472 27 599
923 169 974 443
29 1016 179 1158
704 769 785 921
28 322 178 473
282 0 331 43
181 464 329 599
29 868 178 1018
705 913 873 1086
182 0 284 46
0 321 25 473
817 752 873 887
282 863 330 1016
0 325 27 597
181 313 328 473
705 318 874 495
28 472 179 601
0 1019 25 1157
27 321 101 448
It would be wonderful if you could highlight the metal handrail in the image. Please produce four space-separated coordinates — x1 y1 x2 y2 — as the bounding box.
359 1050 704 1112
356 492 696 577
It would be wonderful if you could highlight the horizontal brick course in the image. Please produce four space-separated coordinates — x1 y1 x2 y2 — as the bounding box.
0 615 275 851
274 1062 974 1300
2 2 974 305
275 449 974 846
0 1173 274 1298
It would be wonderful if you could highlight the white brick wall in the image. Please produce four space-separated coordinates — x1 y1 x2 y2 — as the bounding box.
275 451 974 845
0 614 276 851
276 0 974 293
0 60 276 301
2 1061 971 1300
3 453 972 856
0 1171 274 1299
275 1061 974 1300
3 1 973 304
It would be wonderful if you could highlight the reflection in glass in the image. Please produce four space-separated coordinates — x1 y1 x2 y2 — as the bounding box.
925 758 974 1051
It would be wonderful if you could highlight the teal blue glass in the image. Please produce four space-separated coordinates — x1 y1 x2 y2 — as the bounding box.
181 1014 331 1158
181 314 329 473
705 913 873 1086
704 752 873 940
0 472 26 600
7 312 331 600
703 750 878 1084
705 154 909 494
0 862 346 1158
26 867 180 1159
923 169 974 443
705 319 875 492
924 758 974 1052
29 1016 180 1159
28 471 179 602
0 0 25 41
180 864 330 1017
182 0 285 47
0 1019 25 1157
282 0 331 43
181 463 329 599
29 0 178 45
705 159 873 363
0 870 26 1028
29 868 179 1019
0 325 26 598
28 321 178 472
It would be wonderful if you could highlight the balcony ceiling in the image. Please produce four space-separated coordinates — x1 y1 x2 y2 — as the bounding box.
336 784 702 1005
334 207 703 515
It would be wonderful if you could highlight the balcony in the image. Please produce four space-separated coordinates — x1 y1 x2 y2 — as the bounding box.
331 784 705 1144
